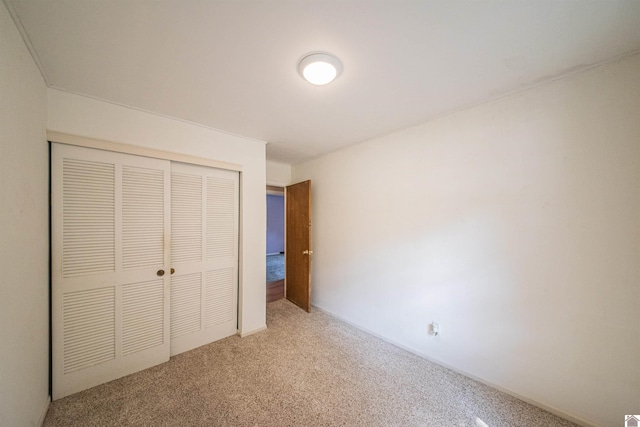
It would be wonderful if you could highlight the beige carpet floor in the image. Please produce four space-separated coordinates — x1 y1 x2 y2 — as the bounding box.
44 299 577 427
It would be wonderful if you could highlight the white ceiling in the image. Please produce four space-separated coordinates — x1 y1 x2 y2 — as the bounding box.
7 1 640 164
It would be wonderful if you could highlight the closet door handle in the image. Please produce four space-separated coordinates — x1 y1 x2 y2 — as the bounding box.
170 268 175 275
157 269 165 277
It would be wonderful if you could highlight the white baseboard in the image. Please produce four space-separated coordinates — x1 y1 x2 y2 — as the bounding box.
312 304 601 427
238 325 267 338
37 394 50 426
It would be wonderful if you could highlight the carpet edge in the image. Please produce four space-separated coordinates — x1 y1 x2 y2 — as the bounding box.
311 303 600 427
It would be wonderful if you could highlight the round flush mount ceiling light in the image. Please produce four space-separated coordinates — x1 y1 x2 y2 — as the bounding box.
298 52 343 85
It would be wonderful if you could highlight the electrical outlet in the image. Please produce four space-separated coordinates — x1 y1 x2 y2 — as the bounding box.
430 322 440 336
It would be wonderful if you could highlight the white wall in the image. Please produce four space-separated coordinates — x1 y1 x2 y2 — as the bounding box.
266 160 291 187
292 53 640 427
48 89 267 336
0 1 50 425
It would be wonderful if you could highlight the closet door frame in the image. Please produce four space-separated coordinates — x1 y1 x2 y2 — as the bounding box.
48 131 242 173
49 132 244 398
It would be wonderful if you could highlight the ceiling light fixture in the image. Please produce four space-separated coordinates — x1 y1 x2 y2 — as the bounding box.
298 52 343 86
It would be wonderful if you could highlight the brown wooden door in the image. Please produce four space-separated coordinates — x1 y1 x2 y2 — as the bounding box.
285 180 312 312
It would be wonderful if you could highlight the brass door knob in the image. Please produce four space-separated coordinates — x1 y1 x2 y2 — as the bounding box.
157 269 165 277
170 268 175 275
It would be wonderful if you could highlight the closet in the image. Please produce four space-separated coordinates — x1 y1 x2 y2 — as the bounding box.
51 143 239 400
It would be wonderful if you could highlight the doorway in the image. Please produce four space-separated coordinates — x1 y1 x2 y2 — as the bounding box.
266 181 312 310
266 185 285 302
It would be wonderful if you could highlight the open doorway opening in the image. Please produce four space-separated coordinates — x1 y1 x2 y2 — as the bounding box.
266 185 284 302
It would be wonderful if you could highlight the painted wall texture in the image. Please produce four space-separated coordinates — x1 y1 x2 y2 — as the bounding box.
267 194 285 254
266 160 291 187
293 53 640 427
0 2 50 425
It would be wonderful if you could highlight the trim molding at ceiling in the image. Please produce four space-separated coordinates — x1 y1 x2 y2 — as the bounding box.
3 0 51 85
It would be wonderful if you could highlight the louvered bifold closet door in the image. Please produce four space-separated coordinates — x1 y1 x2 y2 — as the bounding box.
52 144 170 400
170 162 239 356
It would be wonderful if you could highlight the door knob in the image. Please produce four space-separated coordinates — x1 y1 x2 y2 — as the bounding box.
170 268 175 275
157 269 165 277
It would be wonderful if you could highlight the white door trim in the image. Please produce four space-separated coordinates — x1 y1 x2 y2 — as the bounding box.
47 131 242 172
